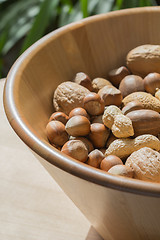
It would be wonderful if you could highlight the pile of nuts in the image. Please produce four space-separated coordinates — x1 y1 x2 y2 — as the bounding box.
46 44 160 183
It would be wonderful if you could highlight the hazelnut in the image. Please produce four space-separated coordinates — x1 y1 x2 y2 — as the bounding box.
144 72 160 95
61 140 88 162
49 112 69 124
121 100 144 115
119 75 144 98
108 165 133 178
46 120 69 146
65 115 90 137
69 107 90 120
69 136 94 153
98 85 122 106
100 155 123 172
87 149 104 168
89 123 110 148
83 92 105 116
108 66 130 87
74 72 93 91
92 77 112 93
91 115 103 124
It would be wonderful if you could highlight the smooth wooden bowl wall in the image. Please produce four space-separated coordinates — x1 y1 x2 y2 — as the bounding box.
4 7 160 240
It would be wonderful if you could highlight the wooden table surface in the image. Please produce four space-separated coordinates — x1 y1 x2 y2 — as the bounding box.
0 79 103 240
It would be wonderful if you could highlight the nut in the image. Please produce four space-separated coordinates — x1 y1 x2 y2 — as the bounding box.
61 140 88 162
108 165 133 178
155 88 160 101
87 149 104 168
53 81 90 115
92 77 112 92
65 115 90 137
122 92 160 113
69 136 94 153
98 85 122 106
125 147 160 182
91 115 103 124
106 133 118 147
69 107 90 120
108 66 130 87
144 72 160 95
89 123 110 148
102 105 134 138
49 112 69 124
126 109 160 137
74 72 93 91
105 134 160 159
100 155 123 171
46 120 69 146
102 105 122 128
83 92 105 116
122 100 144 115
111 114 134 138
119 75 144 98
126 44 160 77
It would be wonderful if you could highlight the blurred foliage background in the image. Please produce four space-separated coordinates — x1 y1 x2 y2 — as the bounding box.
0 0 159 78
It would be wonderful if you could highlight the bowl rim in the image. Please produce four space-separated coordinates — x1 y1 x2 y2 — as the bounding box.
3 6 160 197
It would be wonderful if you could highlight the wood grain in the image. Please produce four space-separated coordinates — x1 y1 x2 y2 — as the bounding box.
0 80 102 240
3 7 160 240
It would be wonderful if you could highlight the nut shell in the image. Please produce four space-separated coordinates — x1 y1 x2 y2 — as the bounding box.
49 112 69 124
61 140 88 162
108 66 130 87
69 136 94 153
111 114 134 138
74 72 93 91
98 85 122 106
126 147 160 182
144 72 160 95
126 44 160 77
83 92 105 116
126 109 160 137
69 107 90 120
87 149 104 168
89 123 110 148
46 120 69 146
122 100 144 115
119 75 144 98
105 134 160 159
65 115 90 137
92 78 112 92
122 92 160 113
100 155 123 171
108 165 133 178
53 81 90 115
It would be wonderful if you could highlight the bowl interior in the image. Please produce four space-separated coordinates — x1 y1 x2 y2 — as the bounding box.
4 6 160 195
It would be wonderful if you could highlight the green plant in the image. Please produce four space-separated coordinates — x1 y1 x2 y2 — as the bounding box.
0 0 158 78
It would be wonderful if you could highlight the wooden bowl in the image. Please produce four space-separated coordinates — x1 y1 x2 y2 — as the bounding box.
4 7 160 240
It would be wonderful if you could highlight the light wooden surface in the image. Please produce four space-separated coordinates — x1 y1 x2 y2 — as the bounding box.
0 79 102 240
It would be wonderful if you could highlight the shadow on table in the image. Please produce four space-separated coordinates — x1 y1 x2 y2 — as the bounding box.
85 226 103 240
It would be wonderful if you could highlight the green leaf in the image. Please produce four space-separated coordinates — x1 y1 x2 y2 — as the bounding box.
80 0 88 18
0 27 8 52
58 1 82 27
115 0 123 9
20 0 59 53
0 0 39 31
